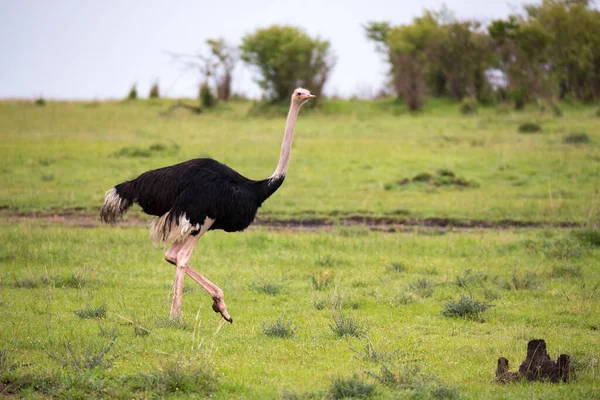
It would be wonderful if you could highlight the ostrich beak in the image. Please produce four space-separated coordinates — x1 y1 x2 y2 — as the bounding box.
301 93 315 100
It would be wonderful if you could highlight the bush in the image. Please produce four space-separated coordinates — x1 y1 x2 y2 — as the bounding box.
127 84 137 100
199 82 217 108
34 97 46 106
563 132 590 144
460 98 477 115
149 82 160 98
518 122 541 133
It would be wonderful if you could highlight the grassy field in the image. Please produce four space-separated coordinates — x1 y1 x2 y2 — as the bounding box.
0 98 598 222
1 98 599 398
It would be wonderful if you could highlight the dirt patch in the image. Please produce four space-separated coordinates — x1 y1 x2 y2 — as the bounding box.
0 208 581 232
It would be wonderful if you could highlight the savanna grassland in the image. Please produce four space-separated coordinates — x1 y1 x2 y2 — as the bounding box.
1 98 599 399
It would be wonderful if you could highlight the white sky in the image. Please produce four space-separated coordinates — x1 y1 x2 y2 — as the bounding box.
0 0 534 100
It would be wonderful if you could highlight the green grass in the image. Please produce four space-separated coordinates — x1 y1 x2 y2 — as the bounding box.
0 98 598 223
1 221 599 398
1 98 599 398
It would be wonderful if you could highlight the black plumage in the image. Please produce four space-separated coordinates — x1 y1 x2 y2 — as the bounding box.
111 158 284 238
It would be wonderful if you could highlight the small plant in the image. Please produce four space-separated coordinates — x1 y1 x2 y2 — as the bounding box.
329 374 376 399
551 102 563 117
46 335 118 370
311 269 334 290
0 348 12 372
155 316 192 331
388 262 406 273
250 281 284 296
199 82 217 108
541 236 583 260
460 98 477 115
509 270 539 290
330 310 367 338
261 316 296 338
34 97 46 106
149 81 160 98
74 304 106 319
152 355 216 395
564 132 590 144
518 122 541 133
408 278 436 298
571 229 600 247
442 296 492 319
127 84 138 100
551 265 582 279
12 276 40 288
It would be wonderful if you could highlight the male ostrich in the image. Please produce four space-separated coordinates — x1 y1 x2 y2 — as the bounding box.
100 88 315 323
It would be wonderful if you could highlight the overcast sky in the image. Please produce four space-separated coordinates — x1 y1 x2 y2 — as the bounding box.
0 0 535 100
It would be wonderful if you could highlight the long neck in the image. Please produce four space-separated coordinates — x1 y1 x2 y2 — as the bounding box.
271 101 301 180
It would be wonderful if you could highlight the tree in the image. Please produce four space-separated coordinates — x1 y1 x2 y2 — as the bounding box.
489 16 552 108
240 25 334 103
168 37 238 102
525 0 600 100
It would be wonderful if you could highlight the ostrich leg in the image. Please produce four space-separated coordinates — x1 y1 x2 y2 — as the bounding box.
165 218 232 322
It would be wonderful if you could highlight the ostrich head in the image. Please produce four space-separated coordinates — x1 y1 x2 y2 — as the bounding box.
292 87 315 106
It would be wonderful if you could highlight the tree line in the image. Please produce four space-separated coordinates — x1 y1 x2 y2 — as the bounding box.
158 0 599 110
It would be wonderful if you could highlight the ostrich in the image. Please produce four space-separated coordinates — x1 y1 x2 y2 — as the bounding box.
100 88 315 323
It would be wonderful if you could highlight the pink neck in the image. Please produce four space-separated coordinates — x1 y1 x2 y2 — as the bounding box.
271 102 300 179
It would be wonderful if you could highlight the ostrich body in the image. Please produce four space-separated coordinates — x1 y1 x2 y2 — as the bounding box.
100 88 315 322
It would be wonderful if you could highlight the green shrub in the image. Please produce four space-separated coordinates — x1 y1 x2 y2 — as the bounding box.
149 82 160 98
564 132 590 144
460 98 477 115
199 82 217 108
34 97 46 106
518 122 541 133
127 84 137 100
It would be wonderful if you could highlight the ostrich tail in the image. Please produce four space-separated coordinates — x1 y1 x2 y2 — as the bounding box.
100 187 132 225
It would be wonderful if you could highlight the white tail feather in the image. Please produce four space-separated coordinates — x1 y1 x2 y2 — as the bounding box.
150 212 200 245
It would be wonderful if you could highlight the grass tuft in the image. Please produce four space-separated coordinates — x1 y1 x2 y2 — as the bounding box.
330 310 367 338
311 269 334 290
408 278 436 298
74 304 106 319
155 316 192 331
388 262 407 273
518 122 541 133
329 374 376 399
564 132 591 144
441 296 492 319
571 229 600 247
46 335 118 370
250 281 284 296
150 355 216 396
261 316 296 338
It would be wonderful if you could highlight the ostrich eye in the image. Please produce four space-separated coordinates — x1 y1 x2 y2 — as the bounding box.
296 92 301 96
